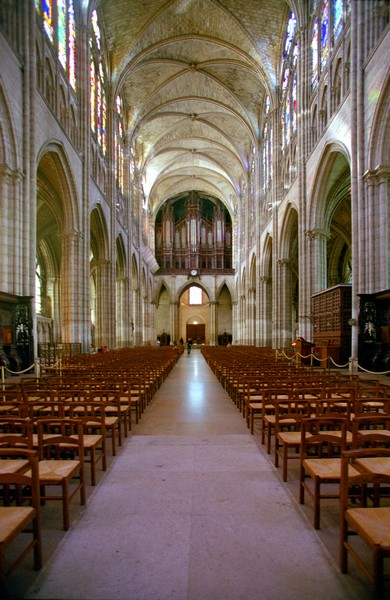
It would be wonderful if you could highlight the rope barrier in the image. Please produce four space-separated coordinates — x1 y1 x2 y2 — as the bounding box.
328 356 350 369
279 349 390 377
355 364 390 376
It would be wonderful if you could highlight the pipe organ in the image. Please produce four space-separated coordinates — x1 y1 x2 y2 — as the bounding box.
155 192 232 274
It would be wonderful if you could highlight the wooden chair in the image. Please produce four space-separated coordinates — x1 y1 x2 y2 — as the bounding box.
352 413 390 449
0 417 33 447
340 448 390 599
0 448 42 580
262 387 294 454
274 398 312 482
88 390 123 455
36 418 86 530
299 416 357 529
66 402 107 486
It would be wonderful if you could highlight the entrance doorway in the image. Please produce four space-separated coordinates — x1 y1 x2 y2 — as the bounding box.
186 323 205 344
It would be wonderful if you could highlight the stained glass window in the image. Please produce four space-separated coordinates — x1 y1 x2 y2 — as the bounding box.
281 109 286 151
91 10 101 50
280 11 298 150
293 43 299 66
58 0 66 69
37 1 76 90
292 73 297 133
321 0 329 70
262 96 272 193
282 67 290 94
90 10 107 155
68 0 76 90
283 12 297 60
285 96 291 146
311 18 319 86
43 0 53 42
90 55 96 132
115 95 125 192
334 0 343 38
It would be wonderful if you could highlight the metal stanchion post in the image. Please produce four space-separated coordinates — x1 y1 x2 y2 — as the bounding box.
349 357 357 375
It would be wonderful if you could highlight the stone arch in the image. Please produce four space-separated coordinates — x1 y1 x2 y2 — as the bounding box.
155 283 171 344
90 205 109 261
368 70 390 168
308 141 351 231
36 143 80 346
0 79 20 168
332 58 342 112
178 281 211 345
90 205 110 349
308 144 351 293
37 141 80 231
216 283 232 344
279 204 299 346
44 56 55 108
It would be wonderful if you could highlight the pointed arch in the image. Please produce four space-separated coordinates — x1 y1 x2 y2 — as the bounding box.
308 141 351 231
368 70 390 168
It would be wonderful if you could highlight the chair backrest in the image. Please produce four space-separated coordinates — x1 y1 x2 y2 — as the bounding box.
301 416 348 458
274 398 312 427
352 413 390 448
340 447 390 509
36 418 84 462
0 447 40 506
0 417 33 448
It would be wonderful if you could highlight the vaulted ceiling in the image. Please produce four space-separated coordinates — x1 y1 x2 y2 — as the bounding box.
98 0 291 218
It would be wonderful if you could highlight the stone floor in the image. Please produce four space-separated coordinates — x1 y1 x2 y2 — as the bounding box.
2 349 385 600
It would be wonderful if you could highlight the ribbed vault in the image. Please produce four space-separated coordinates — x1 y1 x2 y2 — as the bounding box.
99 0 290 216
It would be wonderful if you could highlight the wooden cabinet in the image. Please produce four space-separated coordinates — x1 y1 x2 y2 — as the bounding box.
312 285 352 365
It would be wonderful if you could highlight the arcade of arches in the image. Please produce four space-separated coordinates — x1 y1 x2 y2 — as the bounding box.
0 1 389 373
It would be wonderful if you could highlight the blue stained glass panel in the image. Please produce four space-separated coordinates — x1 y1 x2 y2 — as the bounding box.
334 0 343 38
321 0 329 69
43 0 53 42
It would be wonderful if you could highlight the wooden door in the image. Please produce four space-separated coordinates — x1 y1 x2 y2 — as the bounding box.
186 324 205 343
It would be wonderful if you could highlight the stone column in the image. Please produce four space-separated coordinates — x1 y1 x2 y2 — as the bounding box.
170 301 179 344
209 301 218 346
277 259 292 348
306 228 329 295
258 276 271 346
116 277 129 348
91 258 111 349
0 166 21 292
247 288 256 345
231 300 238 345
46 276 61 343
363 167 390 293
133 284 142 346
376 168 390 291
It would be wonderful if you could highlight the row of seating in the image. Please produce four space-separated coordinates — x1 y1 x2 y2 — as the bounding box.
0 346 182 582
201 346 390 599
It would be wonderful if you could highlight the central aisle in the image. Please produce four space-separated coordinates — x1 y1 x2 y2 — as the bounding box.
26 350 369 600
